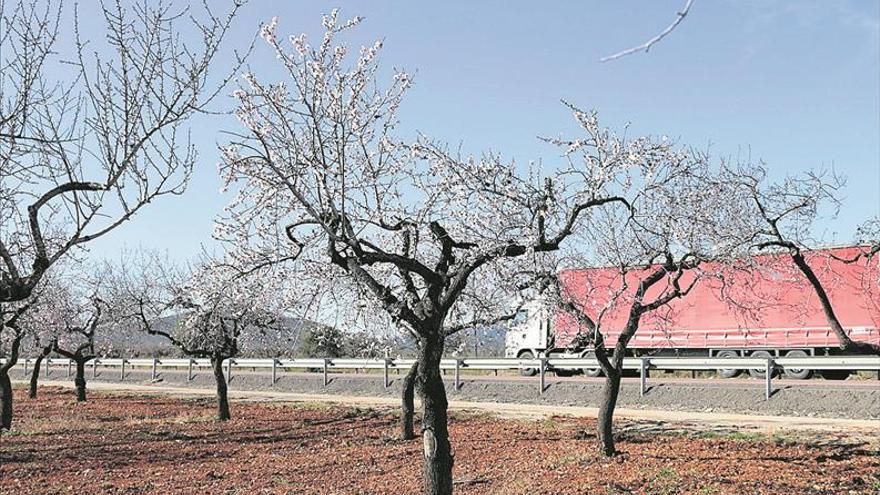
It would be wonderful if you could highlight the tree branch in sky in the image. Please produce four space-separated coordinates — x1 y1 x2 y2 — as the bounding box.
600 0 695 62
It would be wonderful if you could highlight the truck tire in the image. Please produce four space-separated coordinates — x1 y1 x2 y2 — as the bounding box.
782 350 812 380
580 351 602 378
715 350 741 379
747 350 776 379
517 350 538 377
821 369 850 380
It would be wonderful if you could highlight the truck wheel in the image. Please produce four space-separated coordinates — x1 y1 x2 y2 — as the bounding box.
821 369 850 380
747 350 776 378
715 350 741 378
582 367 602 378
782 350 812 380
580 351 602 378
517 350 538 377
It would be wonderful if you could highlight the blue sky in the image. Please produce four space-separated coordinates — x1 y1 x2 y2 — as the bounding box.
70 0 879 261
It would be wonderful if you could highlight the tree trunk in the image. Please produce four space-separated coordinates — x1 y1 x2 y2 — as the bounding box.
594 318 640 458
0 370 12 430
0 333 23 429
401 360 419 440
28 353 45 399
74 359 87 402
28 342 53 399
211 357 231 421
417 333 453 495
597 366 622 457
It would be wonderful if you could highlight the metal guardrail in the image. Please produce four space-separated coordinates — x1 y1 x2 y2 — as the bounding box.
4 355 879 401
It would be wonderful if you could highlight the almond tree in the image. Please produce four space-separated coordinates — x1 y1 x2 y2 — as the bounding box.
113 253 286 421
20 262 115 403
52 294 106 403
546 151 750 456
217 12 696 493
722 165 880 355
0 0 243 425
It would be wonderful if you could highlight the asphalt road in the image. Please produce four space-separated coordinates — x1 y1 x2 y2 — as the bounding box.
25 364 880 420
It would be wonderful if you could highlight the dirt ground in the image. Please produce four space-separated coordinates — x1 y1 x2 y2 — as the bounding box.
2 387 879 494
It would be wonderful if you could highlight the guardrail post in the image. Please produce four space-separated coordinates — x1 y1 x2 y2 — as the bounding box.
765 358 773 400
323 358 329 387
92 359 98 378
226 359 233 384
151 358 157 380
539 358 546 395
639 358 649 397
22 358 28 378
120 359 126 381
454 359 461 391
67 360 72 378
45 358 50 378
188 359 194 382
271 359 277 386
383 358 390 388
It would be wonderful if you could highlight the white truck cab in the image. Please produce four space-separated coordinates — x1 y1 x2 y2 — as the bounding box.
504 298 603 377
504 299 554 358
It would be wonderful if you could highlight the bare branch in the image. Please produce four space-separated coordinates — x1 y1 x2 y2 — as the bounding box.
600 0 695 62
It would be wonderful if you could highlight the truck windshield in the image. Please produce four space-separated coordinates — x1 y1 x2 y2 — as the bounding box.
512 309 528 325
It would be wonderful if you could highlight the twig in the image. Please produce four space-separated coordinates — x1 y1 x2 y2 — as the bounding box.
600 0 695 62
452 477 490 486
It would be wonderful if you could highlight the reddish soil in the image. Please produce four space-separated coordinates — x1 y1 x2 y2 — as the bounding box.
2 387 878 494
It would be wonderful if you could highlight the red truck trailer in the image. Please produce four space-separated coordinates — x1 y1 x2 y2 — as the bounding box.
504 246 879 379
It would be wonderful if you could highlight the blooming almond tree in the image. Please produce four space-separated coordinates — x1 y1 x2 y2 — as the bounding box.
721 165 880 356
546 147 752 456
22 263 114 403
113 253 286 421
218 12 693 494
0 0 243 413
52 292 107 403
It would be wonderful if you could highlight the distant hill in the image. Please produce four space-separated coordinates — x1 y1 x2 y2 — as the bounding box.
97 314 325 358
382 325 508 358
79 314 508 359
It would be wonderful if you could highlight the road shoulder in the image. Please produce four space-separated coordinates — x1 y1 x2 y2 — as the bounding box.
28 379 880 440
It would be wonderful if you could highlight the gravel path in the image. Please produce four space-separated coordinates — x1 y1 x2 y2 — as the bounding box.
34 366 880 421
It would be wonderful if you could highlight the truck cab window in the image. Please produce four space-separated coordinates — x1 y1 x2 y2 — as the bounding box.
513 310 528 325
